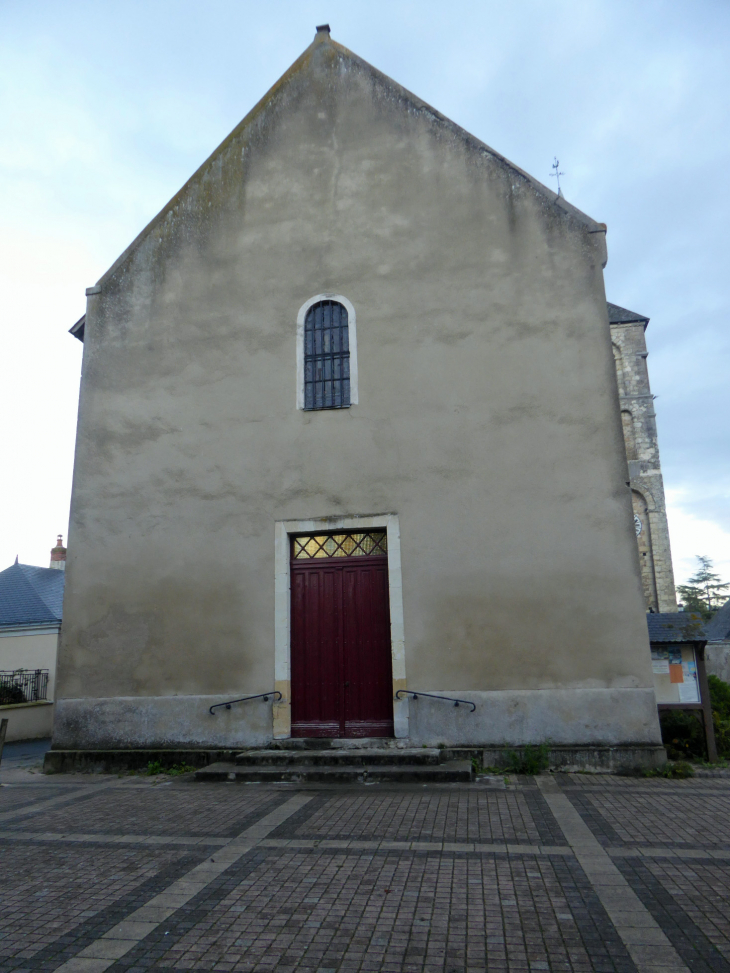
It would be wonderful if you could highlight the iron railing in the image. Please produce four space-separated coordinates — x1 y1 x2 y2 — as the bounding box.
0 669 49 705
394 690 476 712
210 691 282 715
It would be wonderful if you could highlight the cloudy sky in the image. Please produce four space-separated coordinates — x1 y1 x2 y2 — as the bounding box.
1 0 728 588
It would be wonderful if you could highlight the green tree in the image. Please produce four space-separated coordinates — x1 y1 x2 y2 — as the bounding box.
708 675 730 759
677 555 729 619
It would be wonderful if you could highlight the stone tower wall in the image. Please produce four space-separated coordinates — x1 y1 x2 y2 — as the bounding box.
611 319 677 612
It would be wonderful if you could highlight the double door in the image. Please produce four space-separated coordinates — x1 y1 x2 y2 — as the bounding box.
290 543 394 738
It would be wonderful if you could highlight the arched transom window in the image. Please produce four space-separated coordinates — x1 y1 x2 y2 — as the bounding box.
304 300 350 410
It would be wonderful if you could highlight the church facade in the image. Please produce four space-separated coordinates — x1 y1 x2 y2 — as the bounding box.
54 27 665 756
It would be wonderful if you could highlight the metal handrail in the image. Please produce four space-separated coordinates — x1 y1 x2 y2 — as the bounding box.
394 690 476 712
209 691 282 715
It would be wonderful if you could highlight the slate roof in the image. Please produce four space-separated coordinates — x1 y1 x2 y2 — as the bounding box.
0 562 65 628
69 315 85 342
647 612 707 644
705 599 730 641
607 302 649 326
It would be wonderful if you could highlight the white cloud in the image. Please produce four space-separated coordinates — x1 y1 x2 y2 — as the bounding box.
0 227 85 566
666 487 730 588
0 0 728 577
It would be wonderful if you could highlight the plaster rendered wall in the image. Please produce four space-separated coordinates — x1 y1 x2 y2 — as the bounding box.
56 35 659 748
1 702 54 742
706 642 730 684
0 630 59 700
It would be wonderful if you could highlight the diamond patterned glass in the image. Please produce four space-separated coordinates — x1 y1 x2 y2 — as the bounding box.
292 531 388 560
304 300 350 410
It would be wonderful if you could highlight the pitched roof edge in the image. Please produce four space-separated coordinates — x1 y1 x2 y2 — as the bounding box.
325 38 603 233
92 34 604 292
0 621 61 634
94 36 324 290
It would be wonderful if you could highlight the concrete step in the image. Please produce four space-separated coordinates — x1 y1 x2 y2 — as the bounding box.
269 738 397 750
195 760 473 784
234 748 442 767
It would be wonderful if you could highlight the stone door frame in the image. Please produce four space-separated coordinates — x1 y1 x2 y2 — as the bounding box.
273 513 407 739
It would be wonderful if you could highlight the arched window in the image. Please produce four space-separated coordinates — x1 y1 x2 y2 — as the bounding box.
620 410 637 460
612 343 626 396
632 489 658 612
303 300 350 410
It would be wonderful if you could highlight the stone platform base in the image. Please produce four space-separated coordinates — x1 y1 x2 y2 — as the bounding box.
43 748 238 774
479 743 667 773
44 741 666 775
52 689 664 751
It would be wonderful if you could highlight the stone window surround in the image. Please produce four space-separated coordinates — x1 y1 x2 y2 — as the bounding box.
273 513 407 739
295 293 359 410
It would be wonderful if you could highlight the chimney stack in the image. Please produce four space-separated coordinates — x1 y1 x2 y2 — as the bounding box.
50 535 66 570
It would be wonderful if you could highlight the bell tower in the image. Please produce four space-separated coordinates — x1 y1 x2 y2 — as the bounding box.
609 302 677 612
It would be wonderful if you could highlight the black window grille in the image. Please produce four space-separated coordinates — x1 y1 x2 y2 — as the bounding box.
304 300 350 410
0 669 49 705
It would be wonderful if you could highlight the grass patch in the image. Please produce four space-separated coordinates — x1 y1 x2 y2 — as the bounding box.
144 760 197 776
644 760 694 779
503 743 550 775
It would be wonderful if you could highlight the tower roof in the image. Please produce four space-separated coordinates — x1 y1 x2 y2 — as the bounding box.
607 302 649 327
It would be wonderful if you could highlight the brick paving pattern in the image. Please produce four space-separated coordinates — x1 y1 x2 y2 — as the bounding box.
2 786 284 838
0 843 205 967
285 791 564 844
0 769 728 972
560 780 730 848
121 850 634 973
0 783 83 815
617 857 730 971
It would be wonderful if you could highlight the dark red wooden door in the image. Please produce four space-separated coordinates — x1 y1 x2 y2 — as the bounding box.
291 545 393 738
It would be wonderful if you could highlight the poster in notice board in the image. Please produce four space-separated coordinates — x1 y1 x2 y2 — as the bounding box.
651 646 701 705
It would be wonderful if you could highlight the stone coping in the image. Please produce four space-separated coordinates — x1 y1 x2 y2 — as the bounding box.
0 700 53 710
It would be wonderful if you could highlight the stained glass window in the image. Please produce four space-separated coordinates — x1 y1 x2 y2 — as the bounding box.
292 531 387 560
304 300 350 410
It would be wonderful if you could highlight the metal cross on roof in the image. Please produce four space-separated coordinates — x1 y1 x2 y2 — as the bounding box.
550 157 564 196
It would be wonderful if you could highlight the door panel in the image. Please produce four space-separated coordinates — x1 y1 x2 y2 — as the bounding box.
291 553 393 738
290 565 342 737
342 561 394 736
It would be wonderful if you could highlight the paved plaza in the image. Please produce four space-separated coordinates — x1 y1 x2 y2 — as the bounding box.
1 752 729 973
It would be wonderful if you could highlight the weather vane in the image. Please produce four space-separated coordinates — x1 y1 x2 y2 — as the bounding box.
550 157 564 197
